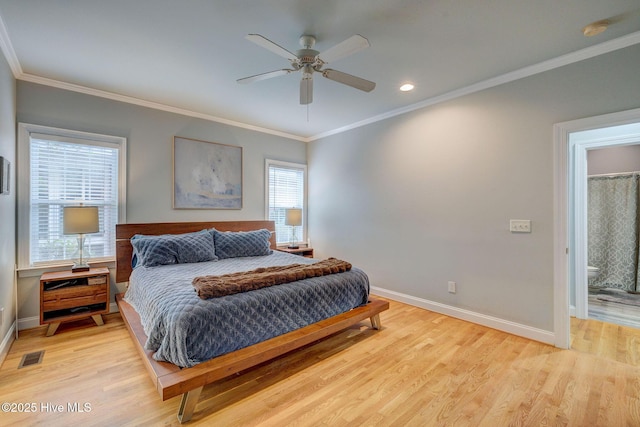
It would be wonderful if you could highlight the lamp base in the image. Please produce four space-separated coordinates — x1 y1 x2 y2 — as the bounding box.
71 263 90 273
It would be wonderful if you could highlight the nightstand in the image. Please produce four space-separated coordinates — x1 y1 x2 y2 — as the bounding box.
40 267 110 336
276 246 314 258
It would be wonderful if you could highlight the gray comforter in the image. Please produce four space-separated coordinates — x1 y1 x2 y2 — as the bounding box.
124 251 370 367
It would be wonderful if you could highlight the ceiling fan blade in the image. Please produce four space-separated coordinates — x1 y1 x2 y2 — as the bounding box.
245 34 298 61
300 76 313 105
318 35 370 64
322 69 376 92
237 69 294 84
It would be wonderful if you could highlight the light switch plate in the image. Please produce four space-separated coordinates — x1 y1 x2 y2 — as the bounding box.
510 219 531 233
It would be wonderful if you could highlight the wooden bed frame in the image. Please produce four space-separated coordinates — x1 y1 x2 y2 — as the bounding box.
115 220 389 423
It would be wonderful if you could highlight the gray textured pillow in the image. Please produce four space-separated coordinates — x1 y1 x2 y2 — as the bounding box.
131 229 217 267
131 234 177 267
173 229 218 264
212 229 273 259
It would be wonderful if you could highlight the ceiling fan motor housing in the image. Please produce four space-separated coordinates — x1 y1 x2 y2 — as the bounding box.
297 35 322 70
296 49 320 65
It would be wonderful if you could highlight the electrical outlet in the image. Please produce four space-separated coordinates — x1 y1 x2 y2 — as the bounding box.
510 219 531 233
448 281 456 293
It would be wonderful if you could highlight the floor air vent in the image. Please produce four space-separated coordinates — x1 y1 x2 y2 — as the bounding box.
18 350 44 369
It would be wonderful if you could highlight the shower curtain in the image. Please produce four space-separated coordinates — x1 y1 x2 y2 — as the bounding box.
587 173 640 291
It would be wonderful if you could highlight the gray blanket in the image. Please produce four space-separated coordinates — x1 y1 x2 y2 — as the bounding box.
124 251 369 367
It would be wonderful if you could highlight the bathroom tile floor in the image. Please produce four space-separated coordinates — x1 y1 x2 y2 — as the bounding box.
588 287 640 329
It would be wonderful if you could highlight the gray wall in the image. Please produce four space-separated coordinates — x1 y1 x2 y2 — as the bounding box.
588 144 640 175
308 44 640 332
16 82 307 321
10 43 640 335
0 51 15 349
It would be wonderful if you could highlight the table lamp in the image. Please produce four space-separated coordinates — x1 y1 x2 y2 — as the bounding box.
285 208 302 249
63 205 99 272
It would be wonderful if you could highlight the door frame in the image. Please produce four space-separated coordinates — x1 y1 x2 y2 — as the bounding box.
553 107 640 348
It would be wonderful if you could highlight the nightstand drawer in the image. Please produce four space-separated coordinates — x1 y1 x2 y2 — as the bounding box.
43 284 107 312
87 275 107 285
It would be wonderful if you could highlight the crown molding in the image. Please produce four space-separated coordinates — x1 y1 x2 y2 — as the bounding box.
308 30 640 141
0 11 21 76
18 73 308 142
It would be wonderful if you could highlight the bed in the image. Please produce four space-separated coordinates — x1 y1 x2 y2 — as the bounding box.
115 220 389 423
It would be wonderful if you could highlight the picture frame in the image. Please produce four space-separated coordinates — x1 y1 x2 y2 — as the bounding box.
0 156 9 195
173 137 243 209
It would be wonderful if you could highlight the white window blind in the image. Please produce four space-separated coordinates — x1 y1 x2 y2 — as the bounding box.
266 160 306 245
18 124 125 269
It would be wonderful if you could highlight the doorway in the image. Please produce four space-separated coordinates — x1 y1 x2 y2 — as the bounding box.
553 107 640 349
570 124 640 322
584 146 640 327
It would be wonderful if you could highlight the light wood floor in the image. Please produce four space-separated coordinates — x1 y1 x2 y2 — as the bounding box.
2 299 640 426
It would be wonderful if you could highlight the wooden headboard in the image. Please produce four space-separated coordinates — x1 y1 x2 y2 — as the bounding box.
115 220 276 283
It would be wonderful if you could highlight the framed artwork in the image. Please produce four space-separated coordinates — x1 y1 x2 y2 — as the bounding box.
173 137 243 209
0 156 9 194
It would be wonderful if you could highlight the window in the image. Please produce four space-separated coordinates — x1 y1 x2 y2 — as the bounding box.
18 124 126 269
265 159 307 246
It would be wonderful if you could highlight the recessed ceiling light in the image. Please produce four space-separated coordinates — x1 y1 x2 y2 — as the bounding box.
582 19 609 37
400 83 415 92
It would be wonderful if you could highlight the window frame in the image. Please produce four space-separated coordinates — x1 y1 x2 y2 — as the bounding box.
264 159 308 246
17 123 127 272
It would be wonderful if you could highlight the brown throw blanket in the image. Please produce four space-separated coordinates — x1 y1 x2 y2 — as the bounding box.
193 257 352 299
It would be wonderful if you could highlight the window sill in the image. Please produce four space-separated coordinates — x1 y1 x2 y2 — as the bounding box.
17 259 116 278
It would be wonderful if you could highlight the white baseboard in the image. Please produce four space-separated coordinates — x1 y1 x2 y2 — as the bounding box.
0 321 16 367
570 305 576 317
18 316 39 331
18 302 120 331
371 286 555 345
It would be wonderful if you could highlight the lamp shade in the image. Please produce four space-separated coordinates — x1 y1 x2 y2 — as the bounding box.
285 208 302 227
63 206 99 235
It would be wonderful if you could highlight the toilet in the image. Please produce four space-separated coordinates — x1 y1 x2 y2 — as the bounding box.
587 266 600 279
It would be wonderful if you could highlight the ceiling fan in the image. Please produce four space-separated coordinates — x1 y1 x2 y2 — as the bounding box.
237 34 376 105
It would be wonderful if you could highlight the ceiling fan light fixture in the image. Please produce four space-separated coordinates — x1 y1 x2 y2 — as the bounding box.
582 19 609 37
400 83 415 92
